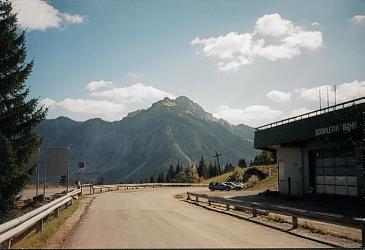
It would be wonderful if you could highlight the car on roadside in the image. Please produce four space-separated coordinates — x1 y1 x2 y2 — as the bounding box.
224 182 243 190
209 182 232 191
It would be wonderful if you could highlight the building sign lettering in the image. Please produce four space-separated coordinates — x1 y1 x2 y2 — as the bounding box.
315 121 357 136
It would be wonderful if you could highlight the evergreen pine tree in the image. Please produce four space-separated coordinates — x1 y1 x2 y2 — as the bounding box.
175 162 182 174
238 158 247 168
167 164 175 181
224 162 235 173
157 173 165 183
208 163 214 178
213 161 219 176
0 1 47 220
197 156 208 179
150 175 155 183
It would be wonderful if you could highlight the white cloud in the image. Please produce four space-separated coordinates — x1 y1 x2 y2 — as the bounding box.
351 15 365 24
295 80 365 103
191 13 323 72
10 0 84 31
40 97 57 108
61 13 84 24
90 83 175 104
126 72 140 81
254 13 294 37
42 81 175 121
214 104 315 127
86 80 114 91
214 105 283 127
266 90 291 102
311 22 320 26
57 98 123 115
286 107 311 117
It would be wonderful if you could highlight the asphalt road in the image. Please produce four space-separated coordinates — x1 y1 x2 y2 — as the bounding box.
66 187 328 248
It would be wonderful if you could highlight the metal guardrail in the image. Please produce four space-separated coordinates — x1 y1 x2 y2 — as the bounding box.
0 189 81 248
187 192 365 247
256 97 365 131
81 183 208 195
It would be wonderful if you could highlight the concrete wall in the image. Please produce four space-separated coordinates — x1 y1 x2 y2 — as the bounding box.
277 147 304 196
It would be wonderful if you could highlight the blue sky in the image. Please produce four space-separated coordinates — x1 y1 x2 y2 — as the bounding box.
11 0 365 126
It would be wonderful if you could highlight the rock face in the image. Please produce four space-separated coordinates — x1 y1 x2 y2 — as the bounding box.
37 96 255 183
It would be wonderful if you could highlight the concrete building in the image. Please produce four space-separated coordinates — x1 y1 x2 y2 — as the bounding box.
254 97 365 197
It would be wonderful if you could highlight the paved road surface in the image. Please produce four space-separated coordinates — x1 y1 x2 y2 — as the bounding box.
66 187 328 248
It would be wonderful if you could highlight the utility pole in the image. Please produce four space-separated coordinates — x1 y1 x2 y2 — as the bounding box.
319 89 322 110
334 84 337 106
36 148 40 196
213 151 223 175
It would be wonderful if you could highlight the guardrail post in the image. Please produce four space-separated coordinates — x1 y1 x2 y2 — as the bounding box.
1 239 12 249
226 204 230 210
361 225 365 248
292 216 298 229
36 218 44 232
187 193 190 200
90 186 92 195
55 208 60 218
252 208 257 217
208 200 211 206
195 196 199 202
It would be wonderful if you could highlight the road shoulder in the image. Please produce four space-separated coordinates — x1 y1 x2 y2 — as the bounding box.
44 196 94 249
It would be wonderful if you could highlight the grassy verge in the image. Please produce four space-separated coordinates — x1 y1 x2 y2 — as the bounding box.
202 172 236 184
11 199 80 249
246 173 278 190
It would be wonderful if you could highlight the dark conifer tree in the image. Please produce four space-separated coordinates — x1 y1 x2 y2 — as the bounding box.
175 162 182 174
197 156 208 179
208 163 215 178
0 0 47 220
157 173 165 183
166 164 175 182
224 162 235 173
150 175 155 183
238 158 247 168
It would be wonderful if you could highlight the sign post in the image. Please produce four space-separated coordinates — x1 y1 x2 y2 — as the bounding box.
78 161 86 195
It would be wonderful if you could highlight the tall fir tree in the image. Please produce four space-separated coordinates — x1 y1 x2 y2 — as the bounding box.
238 158 247 168
175 162 182 174
197 156 208 179
208 162 215 178
0 1 47 221
166 164 175 182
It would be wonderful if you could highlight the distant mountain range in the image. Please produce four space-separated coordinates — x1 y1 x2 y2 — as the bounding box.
37 96 256 183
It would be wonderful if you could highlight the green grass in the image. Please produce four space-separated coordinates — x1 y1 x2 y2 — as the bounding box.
246 173 278 191
269 214 287 223
300 221 325 234
202 165 278 192
202 169 244 184
11 199 80 249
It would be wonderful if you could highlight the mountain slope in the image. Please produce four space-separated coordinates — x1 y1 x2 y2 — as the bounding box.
37 96 256 183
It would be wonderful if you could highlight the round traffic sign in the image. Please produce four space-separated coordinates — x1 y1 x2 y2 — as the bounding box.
78 161 86 169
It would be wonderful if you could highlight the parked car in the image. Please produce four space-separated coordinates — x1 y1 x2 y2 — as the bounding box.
233 182 246 189
224 182 243 190
209 182 232 191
